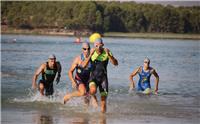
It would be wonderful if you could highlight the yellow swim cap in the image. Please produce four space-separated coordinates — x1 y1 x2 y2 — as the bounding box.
89 33 101 43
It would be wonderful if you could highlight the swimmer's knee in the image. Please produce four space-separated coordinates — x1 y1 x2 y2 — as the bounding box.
79 90 85 96
90 87 96 95
89 81 96 88
89 81 97 95
39 83 44 90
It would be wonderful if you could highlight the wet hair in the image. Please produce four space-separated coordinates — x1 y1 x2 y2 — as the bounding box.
48 54 56 59
144 57 150 64
82 42 90 48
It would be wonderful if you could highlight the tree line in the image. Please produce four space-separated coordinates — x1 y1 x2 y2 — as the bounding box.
1 1 200 33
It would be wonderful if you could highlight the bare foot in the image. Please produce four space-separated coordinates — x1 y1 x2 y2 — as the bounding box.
63 94 70 104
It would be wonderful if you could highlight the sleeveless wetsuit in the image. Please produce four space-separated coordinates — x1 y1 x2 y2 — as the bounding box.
75 53 92 90
39 62 58 96
89 50 112 96
137 66 153 91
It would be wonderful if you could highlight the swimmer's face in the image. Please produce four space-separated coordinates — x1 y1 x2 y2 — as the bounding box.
95 43 104 51
143 61 150 68
48 58 56 66
82 47 90 53
82 43 90 54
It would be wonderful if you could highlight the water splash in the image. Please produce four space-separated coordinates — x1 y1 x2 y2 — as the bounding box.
12 88 98 108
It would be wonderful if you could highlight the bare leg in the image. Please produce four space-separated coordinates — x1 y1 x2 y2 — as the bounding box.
101 96 107 113
84 94 90 106
63 84 86 104
91 95 98 108
39 83 45 96
89 83 98 108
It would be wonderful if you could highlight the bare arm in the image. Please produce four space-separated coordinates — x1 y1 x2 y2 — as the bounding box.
105 48 118 66
32 63 45 89
108 54 118 66
152 69 159 93
129 67 140 90
81 48 95 68
68 57 79 88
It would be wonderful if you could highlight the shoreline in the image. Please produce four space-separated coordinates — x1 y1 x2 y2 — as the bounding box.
1 27 75 36
1 27 200 40
104 32 200 40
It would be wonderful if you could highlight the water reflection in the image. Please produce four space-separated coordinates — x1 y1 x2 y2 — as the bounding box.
39 115 53 124
33 112 106 124
70 114 106 124
70 117 88 124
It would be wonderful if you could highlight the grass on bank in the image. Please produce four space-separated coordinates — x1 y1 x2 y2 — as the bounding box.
104 32 200 40
1 27 200 40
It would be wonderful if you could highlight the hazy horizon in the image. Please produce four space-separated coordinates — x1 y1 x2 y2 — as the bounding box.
124 0 200 7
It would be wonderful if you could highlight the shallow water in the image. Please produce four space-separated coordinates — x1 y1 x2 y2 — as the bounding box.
1 34 200 124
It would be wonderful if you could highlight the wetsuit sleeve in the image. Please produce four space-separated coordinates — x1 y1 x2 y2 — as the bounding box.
56 62 61 84
57 61 62 75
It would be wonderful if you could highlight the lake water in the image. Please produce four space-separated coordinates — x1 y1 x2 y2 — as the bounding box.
1 34 200 124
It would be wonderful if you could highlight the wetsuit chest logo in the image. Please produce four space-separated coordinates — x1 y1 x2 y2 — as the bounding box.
141 77 148 83
140 70 151 83
77 68 81 73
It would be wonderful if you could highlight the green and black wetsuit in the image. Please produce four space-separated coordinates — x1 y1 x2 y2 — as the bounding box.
39 62 58 96
89 50 112 97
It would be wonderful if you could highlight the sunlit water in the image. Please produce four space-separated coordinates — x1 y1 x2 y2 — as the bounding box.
1 34 200 124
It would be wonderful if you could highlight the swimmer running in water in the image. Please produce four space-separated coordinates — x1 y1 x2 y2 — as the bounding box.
63 42 98 108
129 58 159 94
87 38 118 113
32 54 62 96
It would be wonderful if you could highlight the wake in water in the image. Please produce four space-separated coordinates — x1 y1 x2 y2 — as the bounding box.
12 88 101 112
13 88 65 103
10 86 199 117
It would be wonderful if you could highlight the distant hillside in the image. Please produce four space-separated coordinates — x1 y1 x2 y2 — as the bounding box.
1 1 200 33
